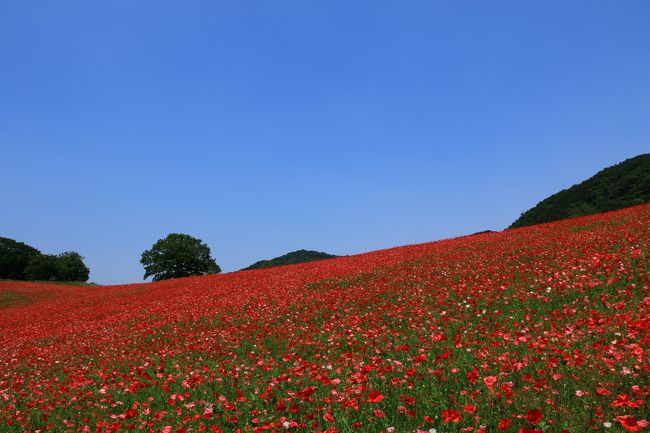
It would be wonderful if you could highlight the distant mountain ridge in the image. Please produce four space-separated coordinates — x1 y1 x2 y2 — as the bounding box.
509 153 650 229
242 249 339 271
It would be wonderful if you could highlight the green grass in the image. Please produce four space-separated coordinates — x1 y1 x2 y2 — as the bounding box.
0 291 30 308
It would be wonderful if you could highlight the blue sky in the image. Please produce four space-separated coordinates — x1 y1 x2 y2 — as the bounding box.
1 1 649 284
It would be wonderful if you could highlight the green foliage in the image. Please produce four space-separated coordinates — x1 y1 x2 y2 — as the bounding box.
242 249 338 271
140 233 221 281
56 251 90 282
24 254 61 281
510 153 650 228
0 237 90 282
0 237 41 280
0 292 29 308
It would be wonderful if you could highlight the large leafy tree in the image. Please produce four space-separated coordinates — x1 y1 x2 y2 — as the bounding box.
0 237 42 280
57 251 90 282
141 233 221 281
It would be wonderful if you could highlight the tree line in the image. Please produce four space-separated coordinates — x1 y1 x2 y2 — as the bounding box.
2 232 342 284
0 233 220 283
0 237 90 282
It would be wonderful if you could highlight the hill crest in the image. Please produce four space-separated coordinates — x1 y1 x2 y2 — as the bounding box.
509 153 650 228
241 249 338 271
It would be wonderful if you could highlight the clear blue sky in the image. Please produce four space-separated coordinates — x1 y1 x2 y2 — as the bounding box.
1 1 649 284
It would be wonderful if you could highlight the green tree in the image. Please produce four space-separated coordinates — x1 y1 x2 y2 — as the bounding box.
0 237 42 280
23 254 60 281
57 251 90 282
140 233 221 281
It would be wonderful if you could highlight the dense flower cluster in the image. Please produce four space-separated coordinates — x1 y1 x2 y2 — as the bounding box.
1 205 649 432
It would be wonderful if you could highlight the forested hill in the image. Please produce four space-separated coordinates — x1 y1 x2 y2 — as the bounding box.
242 249 338 270
509 153 650 229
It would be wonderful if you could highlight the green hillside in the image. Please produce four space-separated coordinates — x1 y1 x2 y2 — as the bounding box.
242 249 338 270
509 153 650 229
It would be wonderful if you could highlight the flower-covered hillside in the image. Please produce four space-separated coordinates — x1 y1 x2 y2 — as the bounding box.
1 205 649 432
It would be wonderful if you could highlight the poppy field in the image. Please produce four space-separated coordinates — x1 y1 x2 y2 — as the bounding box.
1 205 649 433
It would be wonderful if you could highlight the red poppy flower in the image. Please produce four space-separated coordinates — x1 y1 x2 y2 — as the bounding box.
466 367 479 384
464 404 477 414
484 376 497 388
617 415 640 432
367 390 384 403
596 387 611 396
526 408 543 424
611 394 636 408
442 409 461 423
498 418 513 430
